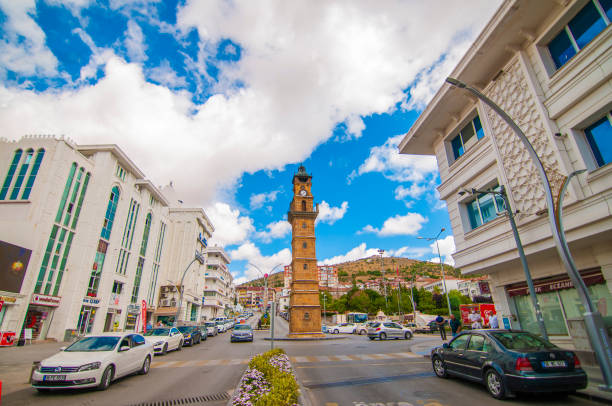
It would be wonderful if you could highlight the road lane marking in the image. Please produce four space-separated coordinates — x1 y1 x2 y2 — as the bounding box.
306 356 319 362
296 361 431 369
347 354 364 361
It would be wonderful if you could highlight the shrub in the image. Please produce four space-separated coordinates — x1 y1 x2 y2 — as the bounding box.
232 348 299 406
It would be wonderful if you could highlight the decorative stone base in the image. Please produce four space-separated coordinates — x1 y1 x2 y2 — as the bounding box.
286 332 326 339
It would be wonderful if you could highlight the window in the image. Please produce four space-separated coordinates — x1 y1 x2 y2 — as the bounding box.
101 186 120 240
302 222 306 229
547 0 611 70
132 334 145 346
302 242 307 249
0 149 23 200
465 183 505 230
584 112 611 167
301 200 306 211
9 148 33 200
21 148 45 199
467 335 486 351
449 334 470 350
303 263 307 270
116 164 126 181
450 115 485 161
112 281 123 294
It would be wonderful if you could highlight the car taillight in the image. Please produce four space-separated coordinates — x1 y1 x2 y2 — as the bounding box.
515 357 533 372
376 327 381 331
573 355 582 369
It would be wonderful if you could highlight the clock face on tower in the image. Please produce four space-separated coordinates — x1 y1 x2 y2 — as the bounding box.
299 189 307 196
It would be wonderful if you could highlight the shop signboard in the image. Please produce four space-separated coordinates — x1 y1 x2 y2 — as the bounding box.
0 295 17 303
507 268 603 297
459 303 497 327
127 304 140 314
141 300 147 333
30 293 61 307
0 240 32 294
0 300 3 312
82 297 101 305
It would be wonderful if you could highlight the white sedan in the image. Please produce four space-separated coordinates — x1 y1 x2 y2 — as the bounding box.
329 323 357 334
31 332 153 391
143 327 184 355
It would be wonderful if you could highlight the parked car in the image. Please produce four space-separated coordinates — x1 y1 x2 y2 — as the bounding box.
230 324 254 343
329 323 356 334
356 321 377 335
204 322 218 336
430 330 587 399
177 326 203 346
31 333 153 392
367 321 413 340
143 327 184 355
216 321 227 333
415 320 447 334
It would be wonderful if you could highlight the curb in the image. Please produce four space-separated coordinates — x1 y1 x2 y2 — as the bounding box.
263 336 346 341
573 388 612 405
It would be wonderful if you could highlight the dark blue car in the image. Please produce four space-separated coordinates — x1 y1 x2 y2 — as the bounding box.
430 330 587 399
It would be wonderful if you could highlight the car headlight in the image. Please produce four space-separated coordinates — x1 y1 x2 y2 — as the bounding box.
185 334 191 338
154 341 164 346
78 362 101 372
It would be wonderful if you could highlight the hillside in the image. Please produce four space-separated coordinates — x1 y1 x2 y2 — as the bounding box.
239 255 464 288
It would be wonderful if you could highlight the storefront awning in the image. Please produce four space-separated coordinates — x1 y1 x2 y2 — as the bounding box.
506 268 603 297
153 307 178 316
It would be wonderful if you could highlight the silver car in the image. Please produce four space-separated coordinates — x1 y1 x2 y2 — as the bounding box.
368 321 413 340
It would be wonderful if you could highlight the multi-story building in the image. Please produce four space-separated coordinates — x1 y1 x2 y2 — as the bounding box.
201 245 232 320
423 277 463 294
0 136 214 341
284 264 338 289
457 277 492 300
400 0 612 356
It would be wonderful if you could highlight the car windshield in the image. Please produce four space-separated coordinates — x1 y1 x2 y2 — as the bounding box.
234 325 252 330
205 322 215 327
144 328 170 336
177 326 193 333
65 336 120 352
491 332 557 350
216 321 223 325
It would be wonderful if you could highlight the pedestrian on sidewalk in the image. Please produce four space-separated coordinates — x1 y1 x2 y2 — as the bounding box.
435 314 447 340
449 314 462 337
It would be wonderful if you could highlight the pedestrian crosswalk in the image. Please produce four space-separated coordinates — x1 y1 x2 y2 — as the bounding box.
150 352 421 369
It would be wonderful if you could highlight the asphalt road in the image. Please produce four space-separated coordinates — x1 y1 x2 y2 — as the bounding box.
1 316 604 406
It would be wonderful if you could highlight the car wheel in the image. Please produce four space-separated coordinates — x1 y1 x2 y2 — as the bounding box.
405 332 413 340
162 343 168 355
380 332 387 340
139 355 151 375
369 337 375 340
177 340 183 351
432 356 448 378
334 329 339 334
485 369 506 399
97 365 114 391
359 330 365 335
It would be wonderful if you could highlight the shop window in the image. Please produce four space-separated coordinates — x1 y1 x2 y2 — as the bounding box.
559 281 612 319
464 183 505 230
449 115 485 162
547 0 610 70
514 292 569 336
584 112 612 168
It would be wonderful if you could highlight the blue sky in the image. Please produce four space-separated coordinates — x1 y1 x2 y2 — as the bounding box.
0 0 501 284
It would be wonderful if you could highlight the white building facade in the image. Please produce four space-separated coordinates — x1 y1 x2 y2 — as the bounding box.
400 0 612 359
0 136 214 341
201 245 233 321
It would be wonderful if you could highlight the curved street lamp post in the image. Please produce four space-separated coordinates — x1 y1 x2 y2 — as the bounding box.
173 251 206 327
248 263 282 350
446 77 612 391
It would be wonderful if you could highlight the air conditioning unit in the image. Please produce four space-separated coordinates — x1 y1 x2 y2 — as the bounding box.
161 299 169 307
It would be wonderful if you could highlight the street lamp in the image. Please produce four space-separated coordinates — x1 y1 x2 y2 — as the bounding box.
173 251 206 327
459 185 548 340
378 249 388 313
417 228 452 316
248 263 283 312
446 77 612 391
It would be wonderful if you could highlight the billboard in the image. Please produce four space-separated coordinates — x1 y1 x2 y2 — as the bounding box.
0 240 32 294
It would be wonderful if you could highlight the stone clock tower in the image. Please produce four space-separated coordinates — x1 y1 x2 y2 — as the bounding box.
287 165 324 338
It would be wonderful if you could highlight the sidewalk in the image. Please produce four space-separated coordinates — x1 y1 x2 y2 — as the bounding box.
0 341 68 396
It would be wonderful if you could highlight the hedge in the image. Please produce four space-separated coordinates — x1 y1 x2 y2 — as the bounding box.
232 348 299 406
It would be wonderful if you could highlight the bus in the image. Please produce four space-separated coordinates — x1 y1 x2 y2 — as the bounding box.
347 312 369 334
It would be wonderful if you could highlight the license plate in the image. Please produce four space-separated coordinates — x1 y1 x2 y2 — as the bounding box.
43 375 66 381
542 360 567 367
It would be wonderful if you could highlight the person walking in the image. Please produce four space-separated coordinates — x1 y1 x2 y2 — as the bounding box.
435 314 447 340
449 314 462 337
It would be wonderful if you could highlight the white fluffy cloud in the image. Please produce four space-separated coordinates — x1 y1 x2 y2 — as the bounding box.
351 134 438 184
426 235 456 266
250 190 280 210
255 220 291 243
316 201 348 225
319 243 381 266
0 0 500 208
361 212 427 237
206 202 254 247
229 242 291 281
394 184 429 200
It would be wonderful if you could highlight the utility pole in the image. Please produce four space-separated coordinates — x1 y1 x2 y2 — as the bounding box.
378 249 388 313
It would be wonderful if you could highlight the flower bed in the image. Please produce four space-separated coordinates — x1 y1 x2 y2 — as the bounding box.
232 348 299 406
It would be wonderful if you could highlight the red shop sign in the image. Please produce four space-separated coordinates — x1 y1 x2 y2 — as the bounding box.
507 268 603 297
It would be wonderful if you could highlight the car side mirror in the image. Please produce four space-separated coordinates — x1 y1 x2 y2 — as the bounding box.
59 346 66 351
442 343 450 349
119 345 130 352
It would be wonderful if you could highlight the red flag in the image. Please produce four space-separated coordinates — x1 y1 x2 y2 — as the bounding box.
397 267 399 277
